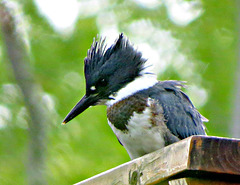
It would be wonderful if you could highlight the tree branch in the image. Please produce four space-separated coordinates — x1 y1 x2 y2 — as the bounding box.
0 2 47 185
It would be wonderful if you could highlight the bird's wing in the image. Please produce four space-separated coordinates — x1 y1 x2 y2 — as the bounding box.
148 81 207 139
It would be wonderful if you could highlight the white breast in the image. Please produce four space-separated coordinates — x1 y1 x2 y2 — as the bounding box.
108 107 165 159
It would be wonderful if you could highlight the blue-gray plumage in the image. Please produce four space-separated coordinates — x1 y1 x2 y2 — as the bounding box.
146 81 206 139
63 33 208 159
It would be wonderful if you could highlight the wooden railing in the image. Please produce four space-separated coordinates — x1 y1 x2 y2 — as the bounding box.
75 136 240 185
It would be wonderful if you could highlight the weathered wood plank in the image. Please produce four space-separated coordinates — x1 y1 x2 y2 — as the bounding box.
168 177 240 185
75 136 240 185
75 137 191 185
188 136 240 175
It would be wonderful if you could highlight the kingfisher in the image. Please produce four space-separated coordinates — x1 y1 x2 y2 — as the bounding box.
62 33 208 159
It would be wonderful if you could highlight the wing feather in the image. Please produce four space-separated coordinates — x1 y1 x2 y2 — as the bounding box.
148 81 207 139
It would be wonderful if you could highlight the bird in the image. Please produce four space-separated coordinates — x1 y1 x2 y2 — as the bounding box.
62 33 208 159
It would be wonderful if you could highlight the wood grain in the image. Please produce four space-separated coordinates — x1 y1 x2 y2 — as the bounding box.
188 136 240 175
74 136 240 185
169 177 240 185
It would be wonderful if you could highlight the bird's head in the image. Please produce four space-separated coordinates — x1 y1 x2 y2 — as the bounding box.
62 33 148 124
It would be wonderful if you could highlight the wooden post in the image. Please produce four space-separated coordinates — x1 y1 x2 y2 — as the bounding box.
75 136 240 185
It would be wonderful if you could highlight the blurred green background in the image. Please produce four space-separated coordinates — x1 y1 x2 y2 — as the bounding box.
0 0 239 184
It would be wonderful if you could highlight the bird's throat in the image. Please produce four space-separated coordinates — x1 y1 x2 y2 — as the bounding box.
106 74 158 106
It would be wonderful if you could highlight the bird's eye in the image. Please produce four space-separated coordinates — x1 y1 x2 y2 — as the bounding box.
97 78 107 87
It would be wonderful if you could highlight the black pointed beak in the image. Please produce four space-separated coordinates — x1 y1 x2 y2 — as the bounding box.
62 95 97 125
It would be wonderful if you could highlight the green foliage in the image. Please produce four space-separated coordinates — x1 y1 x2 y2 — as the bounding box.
0 0 238 184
